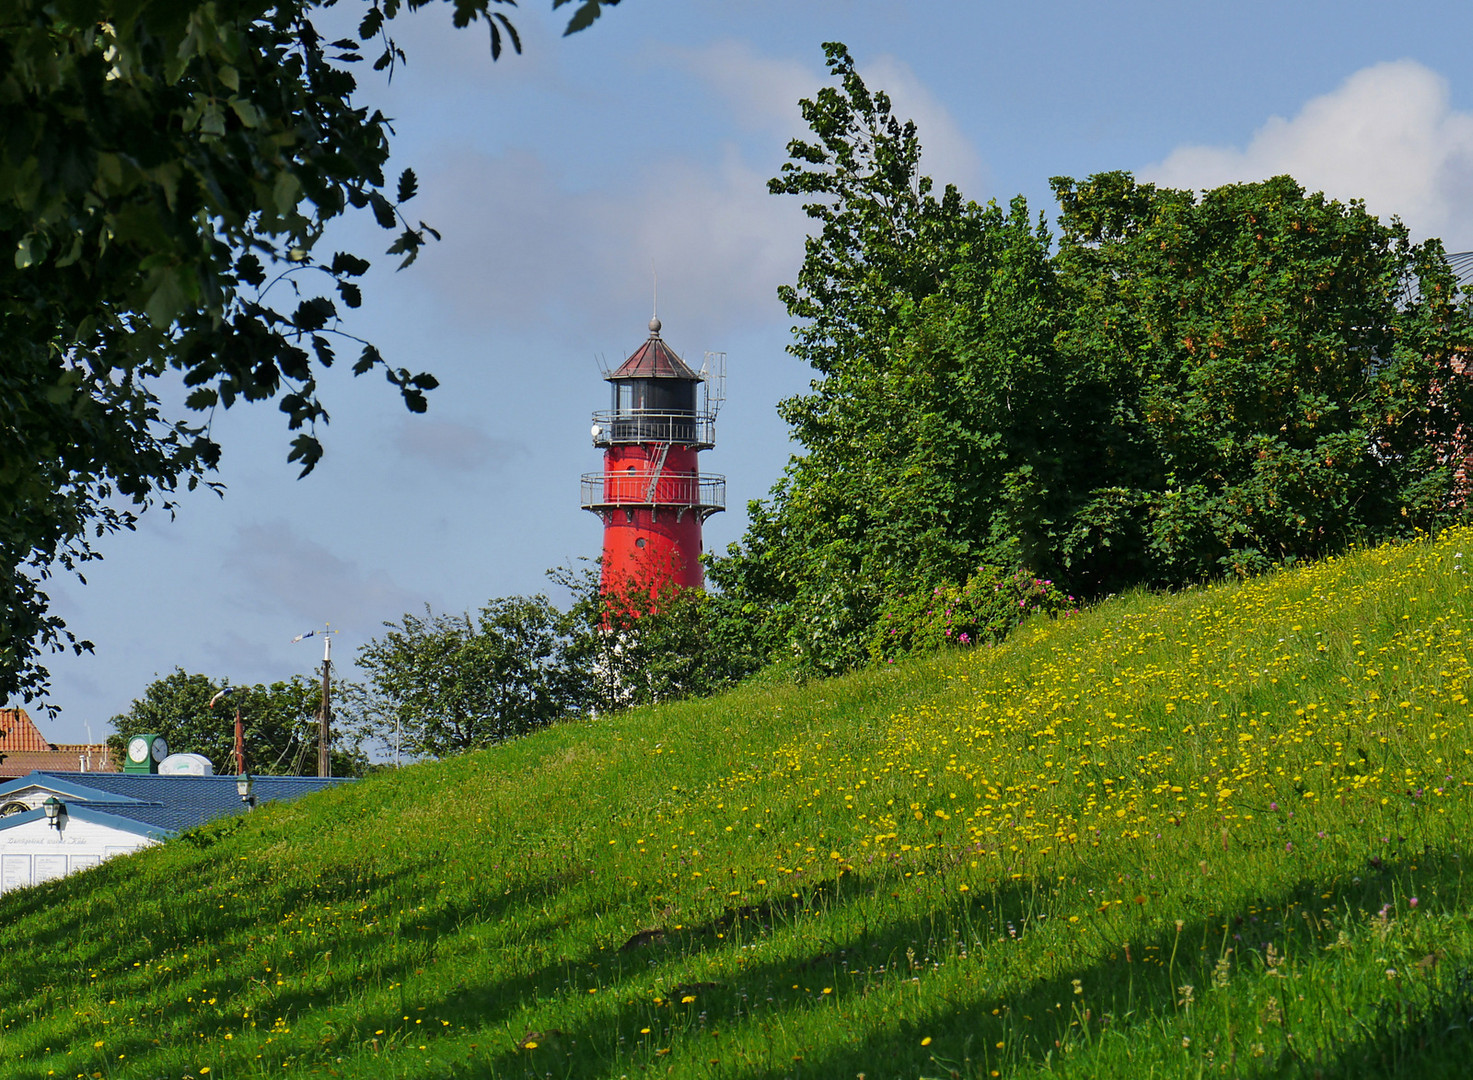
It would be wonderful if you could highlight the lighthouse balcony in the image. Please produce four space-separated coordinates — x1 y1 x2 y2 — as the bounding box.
590 410 716 448
580 471 726 515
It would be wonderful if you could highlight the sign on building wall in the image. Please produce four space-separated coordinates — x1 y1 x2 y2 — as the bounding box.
0 815 159 893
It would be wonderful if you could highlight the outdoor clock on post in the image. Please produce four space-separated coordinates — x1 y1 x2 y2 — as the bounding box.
123 733 167 774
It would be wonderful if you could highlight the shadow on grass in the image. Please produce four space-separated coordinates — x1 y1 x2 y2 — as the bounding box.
370 845 1473 1080
11 826 1470 1080
1288 965 1473 1080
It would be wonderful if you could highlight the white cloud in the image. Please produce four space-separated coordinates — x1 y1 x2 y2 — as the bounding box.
666 40 815 137
407 41 987 339
1144 60 1473 246
412 144 808 336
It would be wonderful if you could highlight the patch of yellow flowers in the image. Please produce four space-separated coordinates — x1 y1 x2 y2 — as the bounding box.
619 528 1471 896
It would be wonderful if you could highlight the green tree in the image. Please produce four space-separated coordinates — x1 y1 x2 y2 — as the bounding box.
347 596 577 760
716 45 1473 677
710 42 1064 675
0 0 616 709
556 560 762 713
107 668 364 775
1047 171 1473 589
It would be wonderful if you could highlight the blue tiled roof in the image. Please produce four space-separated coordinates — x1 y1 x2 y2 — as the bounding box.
0 772 354 836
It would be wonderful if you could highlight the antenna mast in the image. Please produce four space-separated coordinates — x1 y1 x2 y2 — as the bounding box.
701 350 727 419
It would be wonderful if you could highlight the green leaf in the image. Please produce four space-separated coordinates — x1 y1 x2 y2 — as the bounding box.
273 171 302 217
145 267 188 327
359 7 384 39
229 97 261 128
330 252 371 277
354 344 383 376
200 101 226 137
560 0 617 35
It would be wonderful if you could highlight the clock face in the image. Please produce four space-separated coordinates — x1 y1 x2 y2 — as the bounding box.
128 737 149 763
151 737 168 762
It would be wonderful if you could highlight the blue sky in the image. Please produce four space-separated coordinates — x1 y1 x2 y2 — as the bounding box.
31 0 1473 743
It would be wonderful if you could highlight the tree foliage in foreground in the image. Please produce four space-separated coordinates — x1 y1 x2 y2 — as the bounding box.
712 42 1473 677
107 667 364 775
0 0 615 709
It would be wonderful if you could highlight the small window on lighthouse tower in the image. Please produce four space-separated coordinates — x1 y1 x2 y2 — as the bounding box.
625 509 635 523
635 538 647 548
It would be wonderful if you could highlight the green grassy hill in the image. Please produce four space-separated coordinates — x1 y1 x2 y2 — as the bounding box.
3 529 1472 1079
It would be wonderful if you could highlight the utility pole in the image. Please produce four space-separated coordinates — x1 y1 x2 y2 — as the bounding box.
292 626 336 778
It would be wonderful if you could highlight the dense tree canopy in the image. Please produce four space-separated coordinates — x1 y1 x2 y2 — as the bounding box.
0 0 616 708
107 667 363 775
1046 171 1470 588
712 42 1473 677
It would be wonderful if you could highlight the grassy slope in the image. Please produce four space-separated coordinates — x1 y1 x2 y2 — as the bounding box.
2 530 1472 1080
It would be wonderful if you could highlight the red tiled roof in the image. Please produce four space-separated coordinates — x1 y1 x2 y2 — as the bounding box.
0 749 116 778
0 710 116 777
53 745 119 771
609 323 700 381
0 708 54 752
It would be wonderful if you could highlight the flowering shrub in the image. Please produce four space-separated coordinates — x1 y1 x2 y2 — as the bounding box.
867 565 1077 662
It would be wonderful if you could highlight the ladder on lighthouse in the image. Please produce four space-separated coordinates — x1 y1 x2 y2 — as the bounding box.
644 441 671 504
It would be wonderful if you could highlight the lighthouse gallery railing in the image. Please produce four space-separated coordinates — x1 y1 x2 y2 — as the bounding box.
591 410 716 448
580 471 726 513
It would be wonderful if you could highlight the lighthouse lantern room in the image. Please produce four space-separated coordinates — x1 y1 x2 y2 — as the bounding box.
581 318 725 594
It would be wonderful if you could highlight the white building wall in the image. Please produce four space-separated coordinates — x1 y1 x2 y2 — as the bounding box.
0 815 158 893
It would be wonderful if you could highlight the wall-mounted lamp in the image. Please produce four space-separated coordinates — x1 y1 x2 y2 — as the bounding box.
236 771 256 810
42 795 65 830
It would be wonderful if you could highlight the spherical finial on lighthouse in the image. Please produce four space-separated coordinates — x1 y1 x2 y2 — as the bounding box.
649 316 662 336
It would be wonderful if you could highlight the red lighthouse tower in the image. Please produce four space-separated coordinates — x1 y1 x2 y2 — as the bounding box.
581 317 725 595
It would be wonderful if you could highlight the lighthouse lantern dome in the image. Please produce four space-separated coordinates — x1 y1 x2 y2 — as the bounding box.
606 321 701 416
